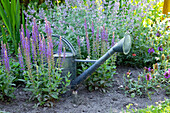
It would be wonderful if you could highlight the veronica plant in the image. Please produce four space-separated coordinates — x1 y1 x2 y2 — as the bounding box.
19 19 71 106
0 41 15 100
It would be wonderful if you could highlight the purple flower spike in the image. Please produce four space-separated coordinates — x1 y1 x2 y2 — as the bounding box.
48 21 52 37
96 27 99 42
42 35 46 57
58 36 62 56
77 36 80 48
26 24 30 39
100 28 104 42
47 42 51 73
164 69 170 79
21 32 25 50
84 18 90 57
91 21 94 37
47 42 51 59
30 38 36 63
21 24 25 37
39 36 43 57
25 37 31 66
145 73 152 81
47 22 53 50
26 24 30 52
2 43 10 72
148 48 155 54
45 18 49 35
102 25 105 41
84 18 87 32
63 47 66 61
61 47 66 67
111 32 115 47
105 28 109 48
86 35 90 57
18 46 25 70
33 18 39 41
32 26 37 46
96 27 99 56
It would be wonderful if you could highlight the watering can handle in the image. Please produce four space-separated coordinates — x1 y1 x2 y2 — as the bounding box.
51 35 76 56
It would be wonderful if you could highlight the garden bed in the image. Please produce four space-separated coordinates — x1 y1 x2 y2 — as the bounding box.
0 66 168 113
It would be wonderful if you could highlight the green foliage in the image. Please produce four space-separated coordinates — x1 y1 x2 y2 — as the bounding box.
123 56 169 98
117 1 168 67
24 0 147 55
0 61 15 101
0 0 21 55
84 56 117 92
121 13 170 97
23 66 71 106
124 98 170 113
0 17 71 106
9 59 25 85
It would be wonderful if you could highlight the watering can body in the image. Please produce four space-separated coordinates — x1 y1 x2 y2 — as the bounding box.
53 52 77 80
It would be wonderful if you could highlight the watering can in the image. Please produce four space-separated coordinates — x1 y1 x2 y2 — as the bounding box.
51 34 131 90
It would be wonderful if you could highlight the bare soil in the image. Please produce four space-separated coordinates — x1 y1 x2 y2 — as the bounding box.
0 66 169 113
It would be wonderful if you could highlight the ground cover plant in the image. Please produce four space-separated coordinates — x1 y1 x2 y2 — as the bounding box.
0 0 169 111
124 98 170 113
121 1 170 99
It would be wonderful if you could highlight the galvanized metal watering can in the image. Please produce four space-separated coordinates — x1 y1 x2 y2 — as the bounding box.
51 34 131 89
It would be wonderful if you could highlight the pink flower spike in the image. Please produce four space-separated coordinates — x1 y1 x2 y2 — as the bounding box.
145 73 152 81
164 70 170 79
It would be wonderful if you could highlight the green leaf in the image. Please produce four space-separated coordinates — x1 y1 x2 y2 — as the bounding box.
50 93 59 99
0 2 11 36
17 79 26 82
1 26 7 43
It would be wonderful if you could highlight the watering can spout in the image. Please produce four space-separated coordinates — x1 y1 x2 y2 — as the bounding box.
71 34 132 89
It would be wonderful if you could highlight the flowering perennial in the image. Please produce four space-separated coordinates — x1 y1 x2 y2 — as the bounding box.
148 48 155 54
18 46 25 70
84 18 90 57
158 46 163 51
2 43 10 72
164 69 170 79
145 73 152 81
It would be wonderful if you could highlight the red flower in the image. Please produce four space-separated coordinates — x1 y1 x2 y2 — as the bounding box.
132 53 136 56
126 72 131 75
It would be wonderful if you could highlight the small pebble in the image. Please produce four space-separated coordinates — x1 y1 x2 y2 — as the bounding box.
73 104 78 108
118 85 123 89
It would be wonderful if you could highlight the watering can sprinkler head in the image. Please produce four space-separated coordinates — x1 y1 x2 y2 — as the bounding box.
112 34 131 55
